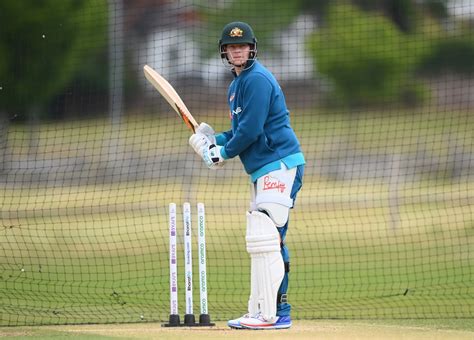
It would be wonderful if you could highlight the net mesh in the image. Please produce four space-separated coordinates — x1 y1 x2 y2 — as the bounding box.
1 0 473 326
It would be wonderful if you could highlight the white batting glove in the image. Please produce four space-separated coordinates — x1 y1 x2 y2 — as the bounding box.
189 133 211 156
202 143 225 170
196 122 216 144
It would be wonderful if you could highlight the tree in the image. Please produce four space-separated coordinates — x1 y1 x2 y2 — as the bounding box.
309 3 429 107
0 1 107 120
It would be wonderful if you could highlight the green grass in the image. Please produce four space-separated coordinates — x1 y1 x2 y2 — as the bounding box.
1 319 474 339
1 110 474 326
366 318 474 332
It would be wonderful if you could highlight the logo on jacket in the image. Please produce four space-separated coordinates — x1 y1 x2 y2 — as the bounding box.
263 175 286 193
232 107 242 116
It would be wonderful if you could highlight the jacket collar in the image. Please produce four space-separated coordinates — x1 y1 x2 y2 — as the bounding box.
232 59 257 77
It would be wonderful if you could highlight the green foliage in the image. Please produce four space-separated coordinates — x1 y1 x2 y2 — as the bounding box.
295 0 331 17
0 0 107 119
197 0 301 56
419 34 474 75
423 0 449 19
355 0 419 33
308 4 429 107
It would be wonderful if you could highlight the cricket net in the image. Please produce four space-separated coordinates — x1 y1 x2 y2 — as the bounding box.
1 0 473 325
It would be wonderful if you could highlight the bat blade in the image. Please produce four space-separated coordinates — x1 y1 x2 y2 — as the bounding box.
143 65 198 133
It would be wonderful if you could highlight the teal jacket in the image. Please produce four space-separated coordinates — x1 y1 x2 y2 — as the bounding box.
216 60 305 182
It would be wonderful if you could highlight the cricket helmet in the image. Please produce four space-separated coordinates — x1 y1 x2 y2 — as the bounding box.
219 21 258 64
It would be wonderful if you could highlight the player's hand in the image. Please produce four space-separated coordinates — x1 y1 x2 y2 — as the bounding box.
189 133 211 156
196 122 216 144
202 143 225 170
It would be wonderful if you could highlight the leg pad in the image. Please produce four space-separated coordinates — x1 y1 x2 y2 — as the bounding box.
246 211 285 322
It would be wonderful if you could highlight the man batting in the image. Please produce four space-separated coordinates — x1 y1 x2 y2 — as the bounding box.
189 21 305 330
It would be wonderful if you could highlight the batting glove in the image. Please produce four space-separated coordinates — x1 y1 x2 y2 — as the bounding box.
189 133 211 156
196 122 216 144
202 143 225 170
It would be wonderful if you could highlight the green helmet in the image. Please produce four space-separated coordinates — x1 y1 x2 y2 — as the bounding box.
219 21 258 61
219 21 257 46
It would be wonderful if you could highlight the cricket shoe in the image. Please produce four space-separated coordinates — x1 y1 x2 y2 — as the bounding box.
239 313 292 330
227 313 253 329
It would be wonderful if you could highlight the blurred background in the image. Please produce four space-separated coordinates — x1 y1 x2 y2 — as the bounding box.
1 0 473 326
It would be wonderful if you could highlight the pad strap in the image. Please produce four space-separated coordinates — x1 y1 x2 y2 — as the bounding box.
278 293 288 304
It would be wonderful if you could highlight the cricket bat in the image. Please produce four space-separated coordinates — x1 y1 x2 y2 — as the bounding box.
143 65 199 133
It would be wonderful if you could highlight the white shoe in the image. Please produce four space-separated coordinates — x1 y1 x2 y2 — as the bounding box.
227 313 252 329
239 314 292 330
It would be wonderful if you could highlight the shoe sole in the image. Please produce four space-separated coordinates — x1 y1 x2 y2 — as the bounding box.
227 322 244 329
240 322 291 330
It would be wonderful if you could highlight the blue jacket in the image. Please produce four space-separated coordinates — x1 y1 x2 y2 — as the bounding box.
216 60 305 182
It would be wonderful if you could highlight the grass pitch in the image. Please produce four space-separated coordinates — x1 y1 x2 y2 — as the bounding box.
1 110 473 326
1 320 474 339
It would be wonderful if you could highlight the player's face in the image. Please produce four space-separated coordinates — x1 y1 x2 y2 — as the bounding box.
225 44 251 67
